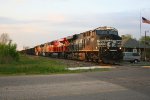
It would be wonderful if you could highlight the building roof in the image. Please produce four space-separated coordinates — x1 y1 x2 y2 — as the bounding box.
121 38 150 48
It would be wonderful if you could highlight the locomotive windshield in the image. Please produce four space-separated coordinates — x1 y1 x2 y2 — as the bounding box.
96 30 118 35
109 30 118 35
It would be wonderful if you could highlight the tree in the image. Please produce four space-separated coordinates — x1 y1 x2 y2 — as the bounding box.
0 33 10 44
0 33 19 64
139 36 150 45
139 36 150 61
121 34 133 40
23 46 30 50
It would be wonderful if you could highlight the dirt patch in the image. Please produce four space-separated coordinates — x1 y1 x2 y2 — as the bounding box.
51 58 99 67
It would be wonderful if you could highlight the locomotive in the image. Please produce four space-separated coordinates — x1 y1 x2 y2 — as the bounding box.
24 26 123 64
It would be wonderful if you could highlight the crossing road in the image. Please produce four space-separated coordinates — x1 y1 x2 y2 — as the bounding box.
0 66 150 100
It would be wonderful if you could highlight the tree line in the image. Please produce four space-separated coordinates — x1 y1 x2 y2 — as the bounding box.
121 34 150 45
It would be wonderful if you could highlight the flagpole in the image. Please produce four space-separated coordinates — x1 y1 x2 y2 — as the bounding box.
140 10 141 37
139 10 141 53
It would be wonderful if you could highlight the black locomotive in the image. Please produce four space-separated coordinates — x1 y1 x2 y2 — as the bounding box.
23 26 123 64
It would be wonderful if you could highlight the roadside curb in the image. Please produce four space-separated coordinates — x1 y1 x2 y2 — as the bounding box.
67 66 116 70
141 66 150 68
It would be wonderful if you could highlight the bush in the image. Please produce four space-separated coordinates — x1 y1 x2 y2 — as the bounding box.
0 43 19 64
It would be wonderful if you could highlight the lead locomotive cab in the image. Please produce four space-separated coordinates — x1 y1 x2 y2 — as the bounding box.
84 26 123 64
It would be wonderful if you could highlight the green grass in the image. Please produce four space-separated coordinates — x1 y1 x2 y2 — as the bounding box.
0 55 67 75
0 55 110 75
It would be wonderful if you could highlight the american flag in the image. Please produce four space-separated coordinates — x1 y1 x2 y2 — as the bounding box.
142 17 150 24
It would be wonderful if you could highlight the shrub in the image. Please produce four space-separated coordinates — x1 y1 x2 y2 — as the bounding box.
0 43 19 64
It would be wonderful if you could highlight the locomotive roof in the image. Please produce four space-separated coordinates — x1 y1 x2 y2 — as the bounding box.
81 26 118 33
33 26 118 48
94 26 118 31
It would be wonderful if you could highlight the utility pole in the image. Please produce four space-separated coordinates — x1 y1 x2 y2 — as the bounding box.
144 30 149 61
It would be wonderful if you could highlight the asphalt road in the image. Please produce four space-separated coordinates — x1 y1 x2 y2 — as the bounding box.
0 66 150 100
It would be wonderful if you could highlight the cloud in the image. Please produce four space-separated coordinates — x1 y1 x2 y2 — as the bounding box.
0 13 66 23
15 0 25 3
51 11 146 39
0 17 19 24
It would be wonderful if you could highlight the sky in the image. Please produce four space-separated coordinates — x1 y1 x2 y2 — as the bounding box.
0 0 150 50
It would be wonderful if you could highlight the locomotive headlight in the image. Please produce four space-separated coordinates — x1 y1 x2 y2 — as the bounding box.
119 47 122 50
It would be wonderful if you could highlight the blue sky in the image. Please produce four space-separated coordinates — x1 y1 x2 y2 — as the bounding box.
0 0 150 50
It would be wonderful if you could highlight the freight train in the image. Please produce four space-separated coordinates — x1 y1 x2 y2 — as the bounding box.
23 26 123 64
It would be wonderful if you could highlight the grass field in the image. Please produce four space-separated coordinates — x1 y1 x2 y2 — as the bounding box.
0 55 109 75
0 55 68 75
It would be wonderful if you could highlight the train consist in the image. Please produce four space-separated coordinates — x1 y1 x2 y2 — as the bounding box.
24 26 123 64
